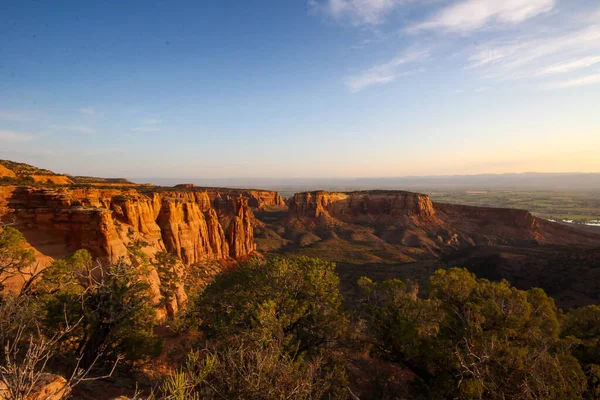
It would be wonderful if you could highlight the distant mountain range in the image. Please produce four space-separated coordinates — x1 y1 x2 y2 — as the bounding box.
133 172 600 194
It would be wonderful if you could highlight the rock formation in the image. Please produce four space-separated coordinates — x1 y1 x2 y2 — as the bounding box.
286 190 600 250
0 164 16 178
30 175 74 185
227 197 256 258
0 185 261 318
0 373 69 400
288 190 435 224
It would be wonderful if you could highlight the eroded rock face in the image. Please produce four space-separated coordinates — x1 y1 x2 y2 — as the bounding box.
157 198 229 264
207 189 285 211
288 190 435 224
0 186 256 263
286 190 600 251
0 186 258 318
227 197 256 258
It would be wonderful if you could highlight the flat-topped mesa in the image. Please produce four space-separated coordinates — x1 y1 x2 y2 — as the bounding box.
288 190 436 224
433 202 600 246
434 203 538 230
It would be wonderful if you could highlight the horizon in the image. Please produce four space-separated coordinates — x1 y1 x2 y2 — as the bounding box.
2 0 600 177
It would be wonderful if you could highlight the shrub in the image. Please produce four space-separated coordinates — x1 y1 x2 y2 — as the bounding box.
563 305 600 399
40 250 163 370
358 268 587 399
191 256 348 355
187 256 349 398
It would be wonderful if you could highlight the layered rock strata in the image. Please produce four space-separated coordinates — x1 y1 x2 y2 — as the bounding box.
287 190 600 249
0 186 259 318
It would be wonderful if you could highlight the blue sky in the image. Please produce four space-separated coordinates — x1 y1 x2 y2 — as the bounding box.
1 0 599 179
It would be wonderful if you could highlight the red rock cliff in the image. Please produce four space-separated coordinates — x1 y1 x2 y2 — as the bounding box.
285 190 600 250
288 190 435 224
0 186 256 264
0 186 259 318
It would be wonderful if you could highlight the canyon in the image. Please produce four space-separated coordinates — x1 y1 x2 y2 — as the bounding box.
0 163 283 317
2 161 600 311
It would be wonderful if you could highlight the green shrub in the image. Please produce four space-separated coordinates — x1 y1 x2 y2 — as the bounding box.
40 250 163 370
358 268 587 399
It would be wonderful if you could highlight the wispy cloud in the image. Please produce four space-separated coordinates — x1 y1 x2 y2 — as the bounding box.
345 49 429 91
143 119 161 125
546 72 600 89
0 130 36 142
309 0 408 25
79 107 96 115
467 25 600 81
411 0 555 32
539 55 600 75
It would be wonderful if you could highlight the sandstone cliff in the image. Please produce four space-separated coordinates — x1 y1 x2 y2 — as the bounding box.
288 190 435 224
285 190 600 251
0 185 259 318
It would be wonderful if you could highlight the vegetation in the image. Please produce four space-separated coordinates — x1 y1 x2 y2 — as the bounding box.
0 160 57 176
39 250 163 369
426 189 600 225
2 223 600 399
358 269 587 399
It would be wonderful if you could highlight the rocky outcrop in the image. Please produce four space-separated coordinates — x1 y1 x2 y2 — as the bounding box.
0 185 258 318
0 164 16 178
435 202 600 246
0 187 256 263
30 175 74 185
0 373 68 400
157 198 229 264
285 190 600 251
288 190 435 225
227 197 256 258
0 160 73 184
205 189 285 211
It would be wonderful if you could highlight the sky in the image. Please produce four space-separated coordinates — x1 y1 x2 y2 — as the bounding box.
1 0 599 179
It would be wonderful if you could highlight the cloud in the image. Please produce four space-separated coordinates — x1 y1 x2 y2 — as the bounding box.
345 49 429 91
546 72 600 89
412 0 555 32
309 0 407 25
467 25 600 80
143 119 161 125
79 107 96 115
0 130 36 142
538 55 600 75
